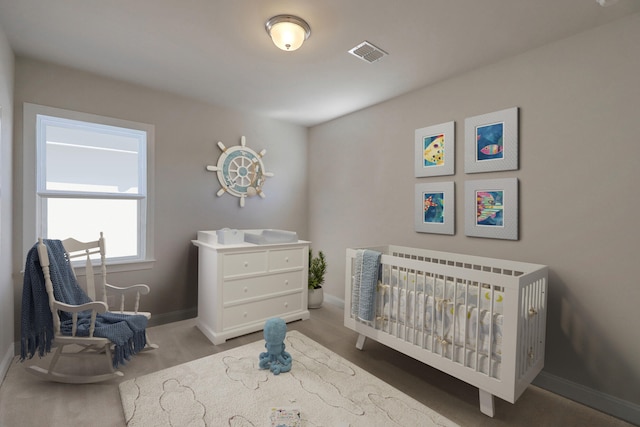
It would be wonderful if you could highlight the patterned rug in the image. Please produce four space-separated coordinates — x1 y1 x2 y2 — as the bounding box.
119 330 459 426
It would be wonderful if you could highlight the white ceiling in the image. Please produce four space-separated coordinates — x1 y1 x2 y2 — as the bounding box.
1 0 638 127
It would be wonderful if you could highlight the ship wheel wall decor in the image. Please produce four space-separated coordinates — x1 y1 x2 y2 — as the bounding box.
206 136 274 207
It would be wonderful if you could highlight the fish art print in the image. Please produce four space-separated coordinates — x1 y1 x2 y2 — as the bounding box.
476 190 504 226
423 192 445 224
423 134 445 167
476 122 504 161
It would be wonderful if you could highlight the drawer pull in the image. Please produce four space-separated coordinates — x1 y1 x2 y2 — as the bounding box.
244 261 249 267
285 257 289 262
284 280 289 286
243 312 248 318
243 287 248 293
284 302 289 308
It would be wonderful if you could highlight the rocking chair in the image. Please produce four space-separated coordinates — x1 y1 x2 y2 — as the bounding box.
21 233 157 384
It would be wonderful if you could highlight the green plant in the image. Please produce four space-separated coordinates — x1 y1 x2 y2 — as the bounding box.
308 249 327 290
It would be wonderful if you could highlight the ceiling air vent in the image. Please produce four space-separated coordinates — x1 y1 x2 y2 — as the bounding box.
348 41 388 63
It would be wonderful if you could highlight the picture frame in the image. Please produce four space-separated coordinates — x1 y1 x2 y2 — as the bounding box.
464 178 518 240
415 121 455 177
415 181 454 235
464 107 518 173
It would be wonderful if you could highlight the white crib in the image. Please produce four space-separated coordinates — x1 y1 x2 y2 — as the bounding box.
344 245 548 417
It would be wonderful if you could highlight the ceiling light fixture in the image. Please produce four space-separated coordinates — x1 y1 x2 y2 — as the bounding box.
265 15 311 51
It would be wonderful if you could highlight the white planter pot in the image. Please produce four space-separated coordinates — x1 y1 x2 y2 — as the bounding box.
308 288 324 309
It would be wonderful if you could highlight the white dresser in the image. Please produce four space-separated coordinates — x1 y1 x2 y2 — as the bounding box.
192 230 310 345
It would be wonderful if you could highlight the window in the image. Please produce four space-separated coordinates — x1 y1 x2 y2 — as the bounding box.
24 103 154 266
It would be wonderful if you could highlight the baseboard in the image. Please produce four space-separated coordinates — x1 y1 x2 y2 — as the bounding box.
323 293 344 309
533 371 640 425
0 342 15 386
147 308 197 327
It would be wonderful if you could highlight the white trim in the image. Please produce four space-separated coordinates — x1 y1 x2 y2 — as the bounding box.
147 308 197 327
323 293 344 309
0 342 15 386
22 103 155 269
73 259 156 276
533 371 640 425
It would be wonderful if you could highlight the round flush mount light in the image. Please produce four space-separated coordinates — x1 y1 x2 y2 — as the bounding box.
265 15 311 51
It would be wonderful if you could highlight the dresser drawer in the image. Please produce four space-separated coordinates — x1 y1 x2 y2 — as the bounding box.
269 247 304 271
223 271 302 303
223 251 268 277
223 293 303 329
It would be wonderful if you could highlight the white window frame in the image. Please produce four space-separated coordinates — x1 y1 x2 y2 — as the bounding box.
23 103 155 271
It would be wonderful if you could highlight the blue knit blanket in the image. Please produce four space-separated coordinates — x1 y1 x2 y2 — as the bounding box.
20 239 147 368
352 249 381 322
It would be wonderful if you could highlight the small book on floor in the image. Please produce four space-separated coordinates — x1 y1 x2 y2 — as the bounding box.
269 407 301 427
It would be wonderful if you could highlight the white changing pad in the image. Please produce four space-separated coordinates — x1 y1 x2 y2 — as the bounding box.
243 229 298 244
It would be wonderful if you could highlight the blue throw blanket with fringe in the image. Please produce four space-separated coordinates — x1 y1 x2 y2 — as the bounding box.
20 239 147 368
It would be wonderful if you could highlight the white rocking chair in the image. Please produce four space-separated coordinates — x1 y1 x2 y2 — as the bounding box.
24 233 157 384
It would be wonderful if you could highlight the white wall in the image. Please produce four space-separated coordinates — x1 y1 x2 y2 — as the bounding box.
0 23 15 383
12 57 309 332
308 13 640 420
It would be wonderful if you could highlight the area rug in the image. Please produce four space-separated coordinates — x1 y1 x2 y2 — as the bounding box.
119 330 459 426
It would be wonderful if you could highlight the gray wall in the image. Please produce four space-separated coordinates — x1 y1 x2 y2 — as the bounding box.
12 57 309 332
309 12 640 415
0 23 15 381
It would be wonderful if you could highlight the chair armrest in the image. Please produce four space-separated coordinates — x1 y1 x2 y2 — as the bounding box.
52 300 109 337
53 300 109 314
105 283 150 295
105 283 151 314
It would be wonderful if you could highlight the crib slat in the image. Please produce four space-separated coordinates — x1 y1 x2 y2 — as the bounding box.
450 277 457 363
475 285 481 373
488 285 495 378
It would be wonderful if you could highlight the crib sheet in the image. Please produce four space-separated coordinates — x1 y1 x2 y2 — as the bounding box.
382 268 504 313
350 265 506 377
378 286 503 359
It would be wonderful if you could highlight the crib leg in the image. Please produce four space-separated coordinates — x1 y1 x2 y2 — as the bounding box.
355 334 367 350
479 389 495 417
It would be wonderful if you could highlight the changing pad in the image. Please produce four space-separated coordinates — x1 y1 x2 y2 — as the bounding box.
243 229 298 244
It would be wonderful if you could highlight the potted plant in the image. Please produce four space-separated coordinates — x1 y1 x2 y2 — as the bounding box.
308 249 326 309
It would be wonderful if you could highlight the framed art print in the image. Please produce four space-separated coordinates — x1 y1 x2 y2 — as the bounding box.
415 121 455 177
464 107 518 173
465 178 518 240
415 181 454 235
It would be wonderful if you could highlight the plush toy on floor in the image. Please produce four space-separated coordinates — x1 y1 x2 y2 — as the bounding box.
259 317 292 375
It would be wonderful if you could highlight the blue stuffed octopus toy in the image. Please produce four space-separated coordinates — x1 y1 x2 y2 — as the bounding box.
259 318 292 375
